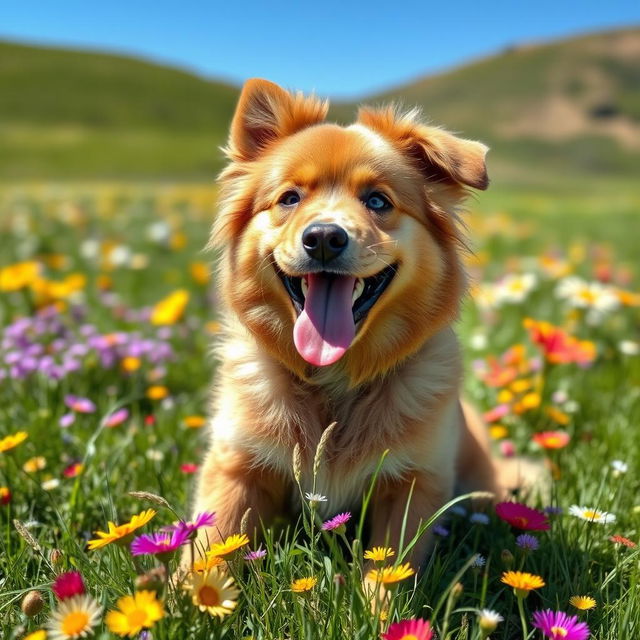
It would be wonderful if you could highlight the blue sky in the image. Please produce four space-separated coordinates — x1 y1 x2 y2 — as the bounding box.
2 0 639 98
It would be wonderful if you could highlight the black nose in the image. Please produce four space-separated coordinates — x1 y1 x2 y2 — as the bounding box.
302 223 349 263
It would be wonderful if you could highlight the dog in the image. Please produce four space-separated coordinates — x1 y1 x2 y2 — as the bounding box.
189 78 507 572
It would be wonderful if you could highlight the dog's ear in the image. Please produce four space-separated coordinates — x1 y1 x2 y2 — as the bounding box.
358 106 489 190
228 78 329 162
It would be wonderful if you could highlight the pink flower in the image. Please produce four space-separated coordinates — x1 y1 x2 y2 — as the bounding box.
500 440 516 458
322 512 351 532
382 619 434 640
52 571 85 600
180 463 199 474
244 547 267 561
104 408 129 428
59 413 75 428
532 609 589 640
131 528 190 560
483 404 510 423
163 512 216 537
496 502 550 531
64 395 96 413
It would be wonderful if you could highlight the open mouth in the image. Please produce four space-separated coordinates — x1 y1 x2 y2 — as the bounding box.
275 264 397 367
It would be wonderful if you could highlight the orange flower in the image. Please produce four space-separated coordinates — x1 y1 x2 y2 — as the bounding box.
532 431 570 450
524 318 596 366
501 571 545 598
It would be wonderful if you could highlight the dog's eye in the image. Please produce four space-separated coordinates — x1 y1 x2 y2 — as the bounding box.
279 191 301 207
364 192 392 212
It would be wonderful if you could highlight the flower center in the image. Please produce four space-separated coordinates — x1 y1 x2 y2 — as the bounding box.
62 611 89 635
513 516 529 527
399 635 419 640
583 510 600 520
199 585 221 607
127 608 148 628
550 625 568 638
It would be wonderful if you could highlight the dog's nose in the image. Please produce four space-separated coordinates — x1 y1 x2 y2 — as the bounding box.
302 223 349 263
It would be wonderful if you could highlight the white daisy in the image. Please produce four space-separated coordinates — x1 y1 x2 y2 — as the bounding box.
619 341 640 356
495 273 537 304
569 505 616 524
556 277 619 312
478 608 504 633
611 460 628 474
304 492 327 506
46 593 102 639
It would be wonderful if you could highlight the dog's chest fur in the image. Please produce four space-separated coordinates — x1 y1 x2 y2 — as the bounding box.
210 316 462 512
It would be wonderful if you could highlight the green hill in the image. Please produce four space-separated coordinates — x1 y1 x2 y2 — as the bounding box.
1 29 639 185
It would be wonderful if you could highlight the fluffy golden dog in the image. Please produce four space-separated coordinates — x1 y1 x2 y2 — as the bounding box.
190 78 504 569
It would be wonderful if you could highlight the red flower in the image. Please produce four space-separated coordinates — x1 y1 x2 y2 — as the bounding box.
496 502 550 531
524 319 596 366
180 463 198 474
52 571 85 600
144 415 156 426
609 535 637 548
532 431 570 450
0 486 11 505
63 462 84 478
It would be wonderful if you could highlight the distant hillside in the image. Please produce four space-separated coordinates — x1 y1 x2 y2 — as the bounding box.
1 29 639 184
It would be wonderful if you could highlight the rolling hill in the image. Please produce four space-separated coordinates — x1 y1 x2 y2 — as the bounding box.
1 28 639 185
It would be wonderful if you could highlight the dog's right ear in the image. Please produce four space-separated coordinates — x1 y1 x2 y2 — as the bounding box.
227 78 329 162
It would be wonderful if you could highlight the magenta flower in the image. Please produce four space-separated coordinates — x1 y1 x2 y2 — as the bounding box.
163 512 216 537
496 502 550 531
532 609 590 640
52 571 85 600
244 547 267 561
130 528 190 561
64 395 96 413
322 512 351 532
104 408 129 428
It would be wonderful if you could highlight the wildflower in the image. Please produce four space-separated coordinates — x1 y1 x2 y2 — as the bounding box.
489 425 509 439
183 569 239 618
23 631 47 640
569 505 616 524
190 262 211 285
364 547 395 562
0 260 40 291
433 524 449 537
366 563 415 585
121 356 141 372
556 277 619 313
569 595 596 611
544 505 563 516
483 404 510 423
495 273 537 304
524 318 596 366
53 571 85 600
471 554 486 568
42 478 60 491
533 431 570 450
619 340 639 356
146 386 169 400
500 440 516 457
150 290 189 325
63 395 96 414
496 502 550 531
131 528 190 561
611 460 628 474
322 512 351 532
183 415 206 429
470 512 490 525
180 463 199 474
545 406 570 425
304 492 327 506
105 408 129 428
532 609 590 640
87 509 156 550
501 549 515 567
207 533 249 558
501 571 545 597
22 590 45 616
515 533 539 551
0 431 28 453
62 462 83 478
146 449 164 461
244 547 267 561
291 576 318 593
609 535 636 548
478 609 503 636
0 486 11 505
382 618 434 640
23 457 46 473
192 555 224 573
46 593 102 640
59 414 75 428
105 590 164 637
164 512 216 538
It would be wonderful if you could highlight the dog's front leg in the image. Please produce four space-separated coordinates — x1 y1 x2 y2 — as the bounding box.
186 443 286 566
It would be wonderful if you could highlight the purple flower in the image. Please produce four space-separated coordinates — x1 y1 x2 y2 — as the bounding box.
532 609 590 640
516 533 539 551
64 395 96 414
433 524 450 537
244 547 267 561
59 413 76 428
163 512 216 537
470 512 490 525
322 512 351 532
104 408 129 428
544 505 563 516
131 528 190 559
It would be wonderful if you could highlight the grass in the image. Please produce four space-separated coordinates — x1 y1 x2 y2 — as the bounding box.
0 183 639 639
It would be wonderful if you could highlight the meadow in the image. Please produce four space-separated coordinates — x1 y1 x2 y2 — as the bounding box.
0 182 638 639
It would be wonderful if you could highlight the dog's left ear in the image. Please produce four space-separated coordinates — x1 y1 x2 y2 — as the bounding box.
358 106 489 190
228 78 329 162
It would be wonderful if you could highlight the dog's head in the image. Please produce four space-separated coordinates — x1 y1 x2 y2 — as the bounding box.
212 79 488 385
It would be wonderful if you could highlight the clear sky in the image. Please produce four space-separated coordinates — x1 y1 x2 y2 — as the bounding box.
2 0 639 98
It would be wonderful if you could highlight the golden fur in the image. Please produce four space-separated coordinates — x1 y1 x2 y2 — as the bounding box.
190 78 504 568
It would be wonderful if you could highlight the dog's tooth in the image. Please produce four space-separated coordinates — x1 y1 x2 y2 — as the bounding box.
352 278 364 303
301 278 308 298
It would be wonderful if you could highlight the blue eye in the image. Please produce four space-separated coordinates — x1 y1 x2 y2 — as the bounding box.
279 191 301 207
365 192 392 212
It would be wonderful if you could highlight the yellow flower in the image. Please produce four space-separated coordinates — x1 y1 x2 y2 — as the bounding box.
183 568 239 618
23 456 46 473
0 261 40 291
46 594 102 640
121 357 141 372
489 425 509 440
105 590 164 637
146 385 169 400
22 631 47 640
545 406 570 425
291 576 318 593
183 415 206 429
207 533 249 558
569 595 596 610
150 289 189 325
190 262 211 285
366 562 415 585
193 554 224 573
170 232 187 251
501 571 545 597
0 431 28 453
87 509 156 550
364 547 395 562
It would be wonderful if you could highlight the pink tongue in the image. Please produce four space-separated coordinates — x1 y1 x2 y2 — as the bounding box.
293 273 356 366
